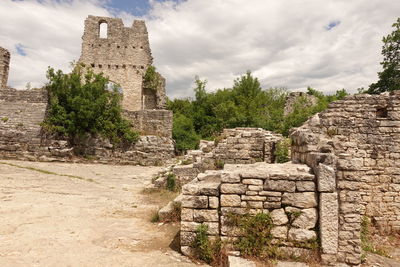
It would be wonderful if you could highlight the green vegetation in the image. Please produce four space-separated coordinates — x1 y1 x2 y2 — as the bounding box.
274 138 291 163
42 65 139 146
361 216 390 259
1 117 9 122
368 18 400 94
150 210 160 223
191 224 222 264
227 212 280 259
168 72 348 152
166 173 177 192
214 159 224 170
143 65 162 92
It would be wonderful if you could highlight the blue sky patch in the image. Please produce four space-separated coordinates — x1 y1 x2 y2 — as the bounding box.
15 43 26 56
106 0 183 16
325 20 341 30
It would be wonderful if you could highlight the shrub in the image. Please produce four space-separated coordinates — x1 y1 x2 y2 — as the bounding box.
227 212 279 259
42 65 139 146
274 138 291 163
214 159 225 170
191 224 222 264
172 113 200 153
166 173 177 192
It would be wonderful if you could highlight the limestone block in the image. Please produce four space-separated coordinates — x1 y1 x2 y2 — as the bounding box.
181 195 208 208
221 172 241 183
248 185 263 191
247 201 263 209
181 208 193 221
241 195 266 201
259 191 282 197
182 180 220 196
296 181 315 192
228 256 256 267
180 246 195 256
292 208 317 229
209 196 219 209
180 231 196 246
264 180 295 192
320 192 338 254
271 226 288 239
282 192 317 208
288 228 316 241
317 164 336 192
242 179 263 185
181 221 219 235
270 208 289 225
221 194 241 207
221 183 247 194
193 209 219 222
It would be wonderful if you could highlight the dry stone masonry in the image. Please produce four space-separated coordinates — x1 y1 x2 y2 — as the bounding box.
0 47 10 89
291 91 400 265
180 162 320 258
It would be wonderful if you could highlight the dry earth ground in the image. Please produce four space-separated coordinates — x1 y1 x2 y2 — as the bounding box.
0 160 200 267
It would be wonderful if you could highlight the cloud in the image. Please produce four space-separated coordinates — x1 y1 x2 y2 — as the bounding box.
0 0 399 98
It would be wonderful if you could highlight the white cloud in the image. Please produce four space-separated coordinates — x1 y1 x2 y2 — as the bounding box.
0 0 399 98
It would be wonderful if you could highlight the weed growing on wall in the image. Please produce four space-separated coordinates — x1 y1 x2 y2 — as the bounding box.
361 216 390 259
191 224 223 265
166 173 177 192
274 138 291 163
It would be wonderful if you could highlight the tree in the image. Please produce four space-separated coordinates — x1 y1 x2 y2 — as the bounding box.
368 18 400 94
172 114 199 152
42 65 138 145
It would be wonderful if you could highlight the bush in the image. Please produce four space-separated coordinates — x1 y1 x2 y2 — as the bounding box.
274 138 291 163
42 65 139 146
172 113 200 152
191 224 221 264
166 173 177 192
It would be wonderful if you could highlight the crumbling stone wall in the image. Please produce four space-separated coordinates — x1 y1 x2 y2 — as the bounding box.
0 47 10 89
0 88 174 165
291 91 400 265
123 109 172 138
180 162 320 258
79 15 166 111
284 92 318 116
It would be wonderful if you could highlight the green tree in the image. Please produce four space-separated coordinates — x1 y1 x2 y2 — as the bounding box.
368 18 400 94
42 65 138 145
172 113 200 152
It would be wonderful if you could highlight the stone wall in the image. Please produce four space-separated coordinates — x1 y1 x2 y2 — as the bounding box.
123 109 172 138
284 92 318 116
291 91 400 265
0 47 10 89
0 87 174 166
213 128 283 164
180 162 322 258
0 87 48 158
79 15 166 111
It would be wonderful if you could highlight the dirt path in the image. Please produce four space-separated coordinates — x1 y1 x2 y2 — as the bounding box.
0 160 199 267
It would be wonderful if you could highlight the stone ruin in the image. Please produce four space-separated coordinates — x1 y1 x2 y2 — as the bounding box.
79 15 166 111
0 16 173 165
178 92 400 266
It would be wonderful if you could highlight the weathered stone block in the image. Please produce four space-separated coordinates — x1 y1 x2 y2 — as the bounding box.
264 180 295 192
181 195 208 208
270 208 289 225
221 172 241 183
320 192 338 254
292 208 317 229
180 231 196 246
288 228 316 241
181 208 193 221
296 181 315 192
317 164 336 192
271 226 288 239
193 209 219 222
209 196 219 209
221 183 247 194
242 179 263 185
221 194 241 207
282 192 317 208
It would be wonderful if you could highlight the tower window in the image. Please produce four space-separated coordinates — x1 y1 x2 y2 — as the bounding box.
99 22 108 38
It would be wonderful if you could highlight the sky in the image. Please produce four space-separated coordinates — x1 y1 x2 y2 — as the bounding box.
0 0 399 99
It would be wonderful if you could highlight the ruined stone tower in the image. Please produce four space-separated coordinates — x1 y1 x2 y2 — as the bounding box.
0 47 10 89
79 15 165 111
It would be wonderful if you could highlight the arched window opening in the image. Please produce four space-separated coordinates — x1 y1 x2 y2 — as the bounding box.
99 22 108 38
